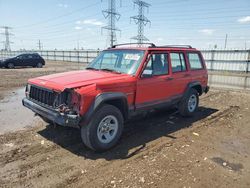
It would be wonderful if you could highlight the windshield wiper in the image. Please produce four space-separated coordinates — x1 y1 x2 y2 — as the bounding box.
100 68 121 74
86 67 99 71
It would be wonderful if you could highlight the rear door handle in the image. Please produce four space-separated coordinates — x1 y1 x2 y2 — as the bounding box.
166 77 174 81
184 73 191 77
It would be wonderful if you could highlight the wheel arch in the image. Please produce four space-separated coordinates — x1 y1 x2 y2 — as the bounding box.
187 81 202 96
81 92 129 127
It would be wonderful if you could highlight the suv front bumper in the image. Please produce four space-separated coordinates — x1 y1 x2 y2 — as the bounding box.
22 98 80 128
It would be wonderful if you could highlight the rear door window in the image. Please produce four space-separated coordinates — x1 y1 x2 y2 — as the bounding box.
188 53 203 70
170 53 186 73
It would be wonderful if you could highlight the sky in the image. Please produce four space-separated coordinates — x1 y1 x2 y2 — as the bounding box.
0 0 250 50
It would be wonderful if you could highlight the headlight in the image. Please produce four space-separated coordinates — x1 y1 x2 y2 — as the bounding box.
25 84 31 97
70 90 82 113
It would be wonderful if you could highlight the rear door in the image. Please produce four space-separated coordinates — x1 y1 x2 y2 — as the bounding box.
136 51 175 109
169 51 191 95
26 54 35 66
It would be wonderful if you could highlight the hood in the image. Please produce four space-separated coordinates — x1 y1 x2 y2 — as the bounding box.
28 70 132 91
2 57 13 62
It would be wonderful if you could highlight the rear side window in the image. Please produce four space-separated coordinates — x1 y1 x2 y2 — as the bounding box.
170 53 186 73
188 53 203 70
33 55 40 59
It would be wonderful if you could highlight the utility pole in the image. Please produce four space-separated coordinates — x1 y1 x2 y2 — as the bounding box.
37 40 42 50
224 34 228 49
1 26 13 51
131 0 151 46
102 0 121 47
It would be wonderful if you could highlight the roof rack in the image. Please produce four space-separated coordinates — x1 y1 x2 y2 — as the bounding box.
153 45 193 49
111 43 156 48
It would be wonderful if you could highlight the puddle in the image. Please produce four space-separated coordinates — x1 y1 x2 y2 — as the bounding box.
211 157 243 172
0 87 39 135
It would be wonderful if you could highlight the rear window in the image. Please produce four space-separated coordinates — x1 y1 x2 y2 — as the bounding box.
188 53 203 70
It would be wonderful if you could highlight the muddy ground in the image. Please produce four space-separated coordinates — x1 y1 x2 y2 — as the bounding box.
0 61 250 188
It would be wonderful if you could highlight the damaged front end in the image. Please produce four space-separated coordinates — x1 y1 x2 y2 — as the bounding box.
22 84 82 128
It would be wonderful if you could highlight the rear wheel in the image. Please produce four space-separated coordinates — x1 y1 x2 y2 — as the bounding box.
81 104 124 152
37 62 43 68
7 62 14 69
179 88 199 117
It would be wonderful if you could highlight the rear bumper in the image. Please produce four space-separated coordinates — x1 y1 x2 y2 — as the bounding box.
22 98 80 128
204 86 209 93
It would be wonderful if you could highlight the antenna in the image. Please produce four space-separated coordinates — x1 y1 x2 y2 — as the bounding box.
1 26 14 51
102 0 121 47
130 0 151 46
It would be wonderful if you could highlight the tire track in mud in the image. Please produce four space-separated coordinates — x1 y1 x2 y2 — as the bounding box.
60 104 241 187
53 105 240 187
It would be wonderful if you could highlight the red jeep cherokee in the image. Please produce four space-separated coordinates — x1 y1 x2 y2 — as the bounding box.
23 43 209 151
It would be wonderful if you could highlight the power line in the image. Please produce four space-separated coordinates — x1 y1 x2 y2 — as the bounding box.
102 0 121 47
1 26 14 51
15 2 100 29
130 0 151 45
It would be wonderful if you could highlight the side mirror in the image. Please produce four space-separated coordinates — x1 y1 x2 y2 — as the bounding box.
141 69 153 78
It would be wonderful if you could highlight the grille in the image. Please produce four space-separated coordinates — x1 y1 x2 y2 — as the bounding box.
29 86 56 107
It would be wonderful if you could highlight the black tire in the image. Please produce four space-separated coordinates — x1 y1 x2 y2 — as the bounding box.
81 104 124 152
37 62 43 68
179 88 199 117
7 62 14 69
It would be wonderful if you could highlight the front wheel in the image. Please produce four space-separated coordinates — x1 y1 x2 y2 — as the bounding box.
179 88 199 117
7 62 15 69
81 104 124 152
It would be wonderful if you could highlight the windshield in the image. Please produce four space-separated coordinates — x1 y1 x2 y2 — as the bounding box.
87 50 145 75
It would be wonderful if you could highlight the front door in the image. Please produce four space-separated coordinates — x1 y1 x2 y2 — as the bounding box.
135 52 175 109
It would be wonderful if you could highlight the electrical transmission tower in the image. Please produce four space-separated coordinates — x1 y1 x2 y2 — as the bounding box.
102 0 121 47
130 0 151 45
1 26 14 51
38 40 43 50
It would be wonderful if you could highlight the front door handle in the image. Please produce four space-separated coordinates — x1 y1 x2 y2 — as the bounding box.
184 73 191 77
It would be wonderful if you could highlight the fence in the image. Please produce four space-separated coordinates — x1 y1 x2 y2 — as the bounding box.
1 49 250 90
0 50 100 64
202 49 250 73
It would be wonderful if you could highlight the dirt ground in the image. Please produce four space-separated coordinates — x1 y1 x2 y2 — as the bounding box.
0 61 250 188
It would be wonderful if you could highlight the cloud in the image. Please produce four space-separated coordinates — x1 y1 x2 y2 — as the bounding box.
75 20 82 25
76 19 104 26
58 3 68 8
74 26 82 30
199 29 215 35
238 16 250 23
